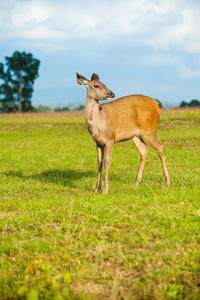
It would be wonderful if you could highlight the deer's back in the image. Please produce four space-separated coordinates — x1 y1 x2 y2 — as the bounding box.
100 95 159 142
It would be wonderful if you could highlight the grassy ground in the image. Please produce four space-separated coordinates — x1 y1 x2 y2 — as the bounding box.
0 108 200 299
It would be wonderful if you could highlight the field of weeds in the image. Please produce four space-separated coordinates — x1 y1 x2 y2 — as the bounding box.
0 108 200 299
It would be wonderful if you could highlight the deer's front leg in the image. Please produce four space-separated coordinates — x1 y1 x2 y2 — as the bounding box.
95 144 105 192
103 142 114 194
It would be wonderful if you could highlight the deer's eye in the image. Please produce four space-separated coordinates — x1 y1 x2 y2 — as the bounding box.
94 85 99 88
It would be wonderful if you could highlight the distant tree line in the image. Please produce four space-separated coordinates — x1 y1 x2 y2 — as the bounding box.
179 99 200 108
156 99 200 108
54 104 85 112
35 104 85 113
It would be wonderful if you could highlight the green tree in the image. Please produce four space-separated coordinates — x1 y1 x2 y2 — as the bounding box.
0 63 16 112
179 100 188 107
189 99 200 107
155 99 163 108
179 99 200 108
0 51 40 112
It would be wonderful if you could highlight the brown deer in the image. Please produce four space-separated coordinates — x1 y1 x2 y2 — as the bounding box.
76 72 170 194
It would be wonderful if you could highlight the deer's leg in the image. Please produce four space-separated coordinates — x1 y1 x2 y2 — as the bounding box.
142 130 170 185
133 136 149 186
103 142 114 194
95 145 105 192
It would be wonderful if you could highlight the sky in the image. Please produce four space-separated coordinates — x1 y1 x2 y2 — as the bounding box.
0 0 200 107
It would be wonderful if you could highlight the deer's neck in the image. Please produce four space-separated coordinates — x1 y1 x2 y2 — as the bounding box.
85 95 105 144
85 95 100 126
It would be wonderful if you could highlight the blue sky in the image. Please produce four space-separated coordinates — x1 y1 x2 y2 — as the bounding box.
0 0 200 107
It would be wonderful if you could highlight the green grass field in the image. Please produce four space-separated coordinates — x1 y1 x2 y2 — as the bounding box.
0 108 200 299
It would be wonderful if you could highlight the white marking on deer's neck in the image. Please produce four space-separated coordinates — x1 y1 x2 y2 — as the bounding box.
85 95 101 141
85 96 99 125
89 104 94 122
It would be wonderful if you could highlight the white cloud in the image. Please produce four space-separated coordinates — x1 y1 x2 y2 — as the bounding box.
141 54 178 65
146 4 200 53
179 66 200 79
12 2 51 28
0 0 200 54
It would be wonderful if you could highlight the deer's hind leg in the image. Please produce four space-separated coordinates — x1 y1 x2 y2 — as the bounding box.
133 136 149 186
142 130 170 185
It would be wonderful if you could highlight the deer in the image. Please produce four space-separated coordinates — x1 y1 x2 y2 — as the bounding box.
76 72 170 194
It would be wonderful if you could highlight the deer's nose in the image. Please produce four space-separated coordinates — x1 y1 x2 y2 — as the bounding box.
109 91 115 98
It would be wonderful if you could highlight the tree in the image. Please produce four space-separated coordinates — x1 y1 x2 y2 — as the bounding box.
155 99 163 108
189 99 200 107
0 51 40 112
179 99 200 108
179 100 188 108
0 83 16 112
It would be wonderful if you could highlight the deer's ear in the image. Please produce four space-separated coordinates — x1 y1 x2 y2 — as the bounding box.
76 72 89 85
91 73 99 81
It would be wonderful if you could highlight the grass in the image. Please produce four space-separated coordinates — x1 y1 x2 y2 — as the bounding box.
0 108 200 299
